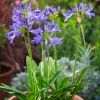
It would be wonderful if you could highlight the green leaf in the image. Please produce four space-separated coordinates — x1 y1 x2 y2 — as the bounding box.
0 83 26 100
39 61 44 77
49 70 61 85
76 67 88 83
72 82 87 94
26 56 38 91
26 56 37 69
59 77 70 88
50 85 76 98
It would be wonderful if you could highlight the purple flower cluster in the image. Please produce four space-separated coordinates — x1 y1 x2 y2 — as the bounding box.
31 21 62 47
6 3 62 47
6 3 95 47
6 3 33 43
63 3 95 21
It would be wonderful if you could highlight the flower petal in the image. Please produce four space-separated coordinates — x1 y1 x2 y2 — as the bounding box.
49 38 63 47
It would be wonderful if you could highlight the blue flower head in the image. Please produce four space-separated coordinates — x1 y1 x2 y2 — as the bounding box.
31 21 62 47
6 3 33 43
31 8 48 24
64 3 95 22
6 3 62 47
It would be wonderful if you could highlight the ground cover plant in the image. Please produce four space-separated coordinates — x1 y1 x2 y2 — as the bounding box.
0 2 95 100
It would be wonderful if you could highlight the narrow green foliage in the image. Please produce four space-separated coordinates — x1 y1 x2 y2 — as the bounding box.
0 83 26 100
75 67 88 84
49 70 61 85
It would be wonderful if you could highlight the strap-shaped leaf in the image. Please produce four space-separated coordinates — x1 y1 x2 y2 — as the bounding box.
76 67 88 83
50 85 76 98
26 56 38 91
72 82 87 94
59 77 70 88
49 70 61 85
0 83 26 100
26 56 37 69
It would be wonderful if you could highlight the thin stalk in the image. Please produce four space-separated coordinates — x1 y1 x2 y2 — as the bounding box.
27 31 32 59
24 32 33 90
47 44 50 82
54 46 57 70
41 43 45 80
45 40 49 82
72 24 80 83
72 54 77 83
54 33 57 71
24 35 29 54
41 44 45 66
42 43 50 99
45 40 50 98
24 35 33 91
54 46 59 90
80 23 86 48
26 31 38 96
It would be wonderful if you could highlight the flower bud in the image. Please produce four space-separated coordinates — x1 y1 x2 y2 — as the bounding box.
77 16 82 23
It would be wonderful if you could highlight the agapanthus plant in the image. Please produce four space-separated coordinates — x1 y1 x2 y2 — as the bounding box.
0 2 95 100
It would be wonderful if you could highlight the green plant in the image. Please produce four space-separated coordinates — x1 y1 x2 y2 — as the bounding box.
0 2 95 100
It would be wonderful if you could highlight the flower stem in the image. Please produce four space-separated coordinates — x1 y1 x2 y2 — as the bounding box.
47 47 50 82
46 41 50 82
26 31 38 95
72 54 77 82
72 24 80 83
42 44 45 65
54 46 59 89
54 46 57 70
80 23 86 48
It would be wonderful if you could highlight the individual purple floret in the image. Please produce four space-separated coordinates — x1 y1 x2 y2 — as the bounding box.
30 28 43 36
6 31 21 43
44 6 60 19
44 21 61 35
64 3 95 21
47 5 60 15
63 12 74 22
31 36 44 44
49 38 63 47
